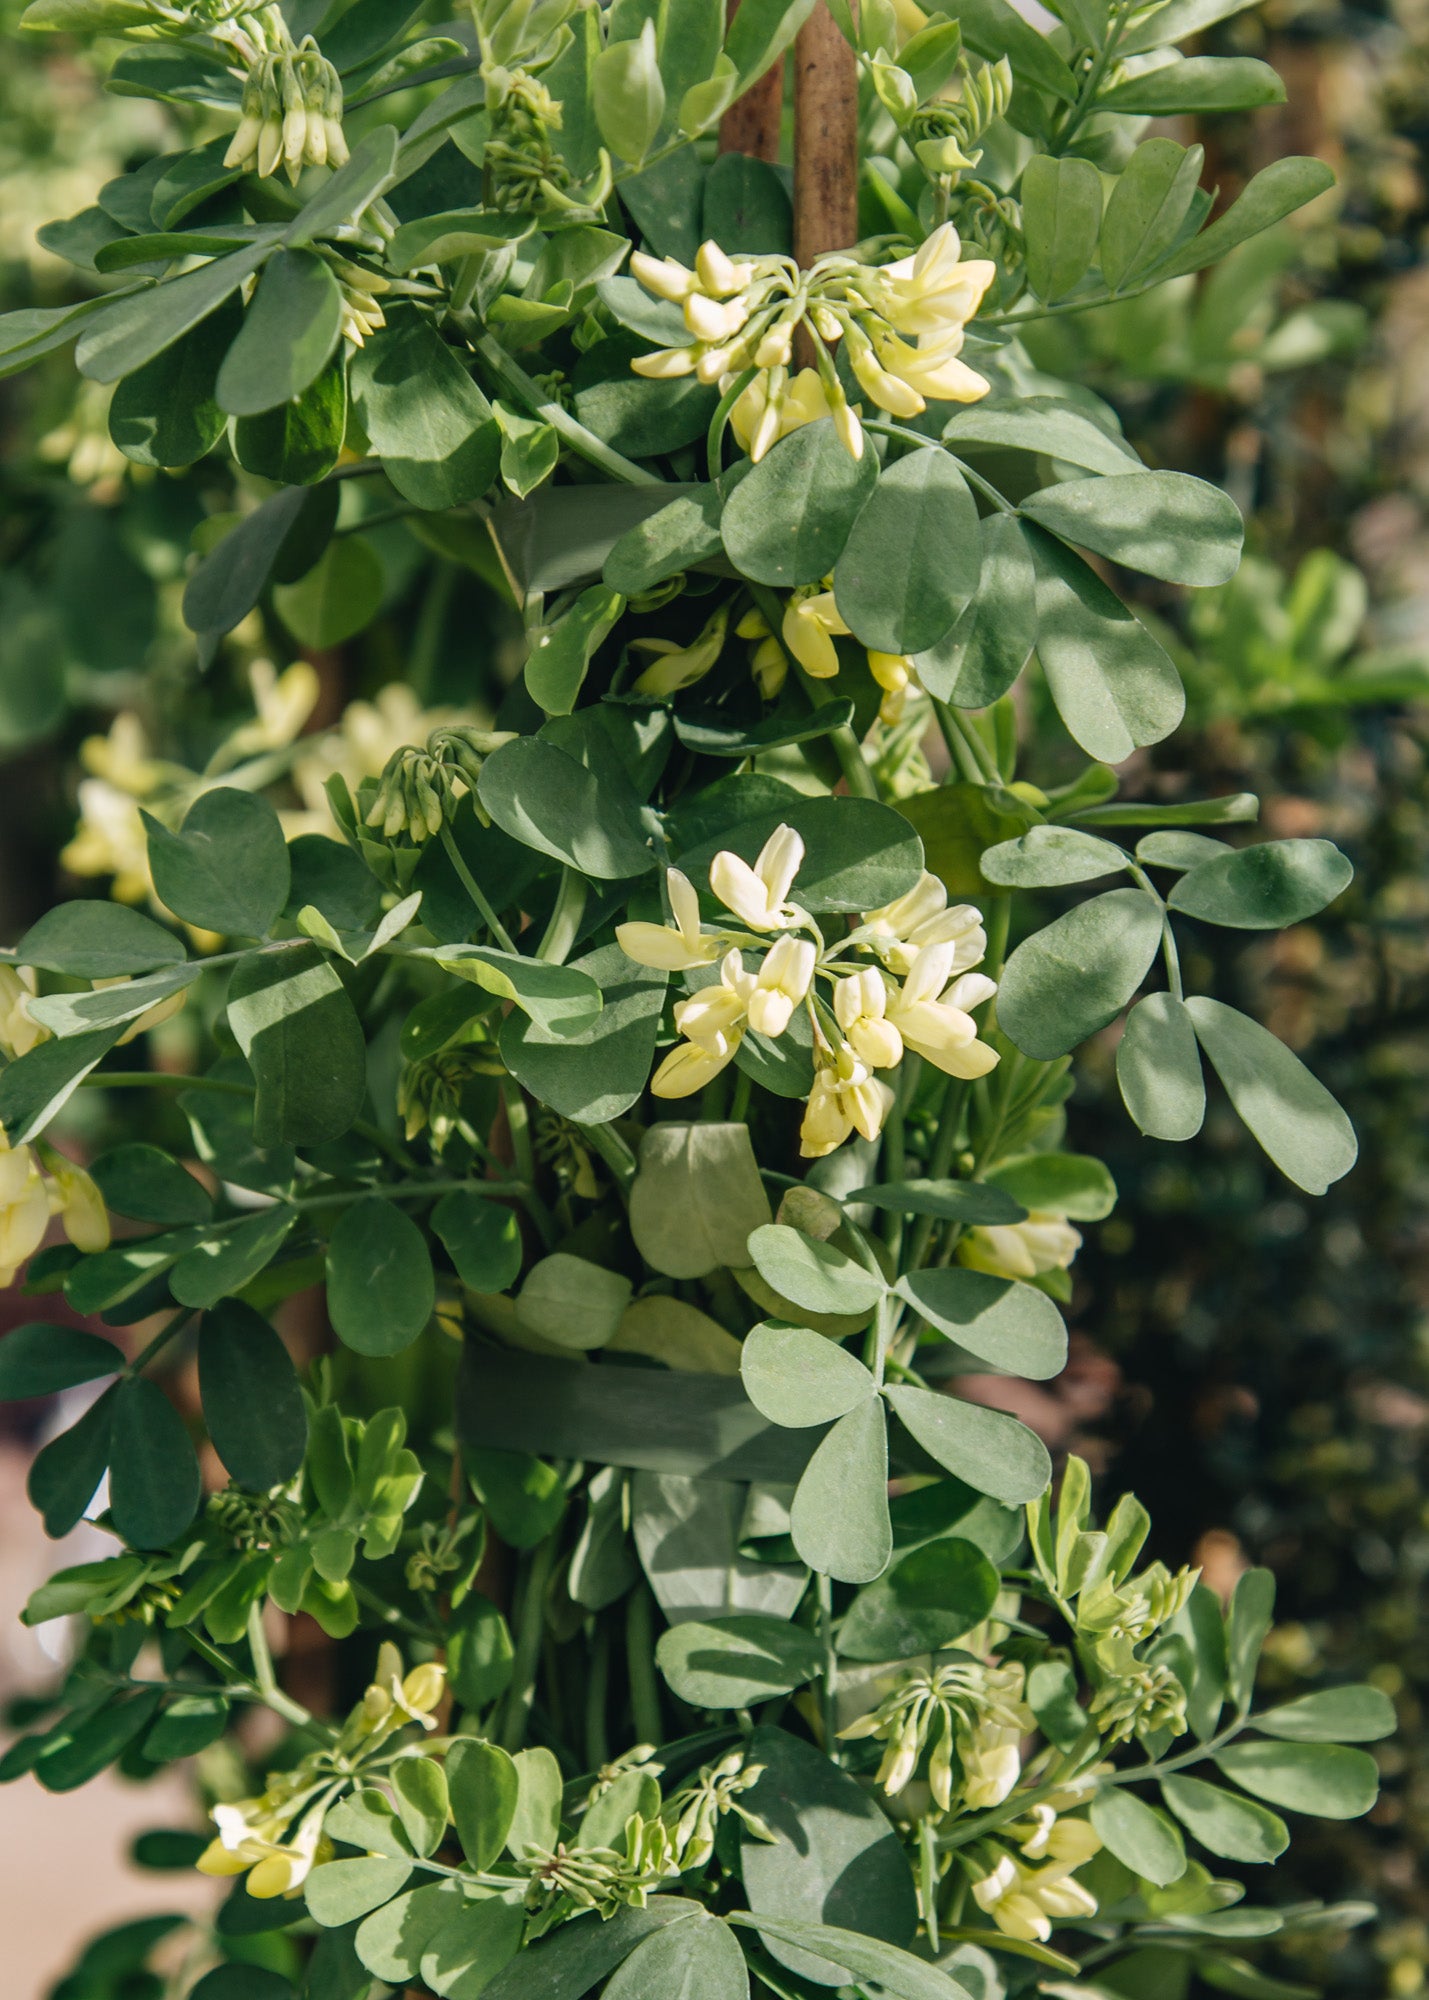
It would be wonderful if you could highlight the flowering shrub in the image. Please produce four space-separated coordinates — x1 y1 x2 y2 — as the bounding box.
0 0 1393 1995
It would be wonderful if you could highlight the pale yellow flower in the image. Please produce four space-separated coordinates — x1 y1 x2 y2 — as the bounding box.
832 967 903 1070
782 588 849 680
885 943 999 1079
800 1044 895 1158
40 1148 110 1255
631 605 729 696
62 779 154 904
0 966 47 1058
730 367 847 463
710 824 805 933
959 1211 1082 1281
746 934 815 1038
651 950 753 1097
862 873 988 978
617 868 722 972
0 1143 52 1287
219 659 321 762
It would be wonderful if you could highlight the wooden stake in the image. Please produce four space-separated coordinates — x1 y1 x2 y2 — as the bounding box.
719 0 785 161
793 1 859 266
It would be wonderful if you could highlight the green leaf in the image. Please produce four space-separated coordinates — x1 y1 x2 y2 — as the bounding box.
198 1299 307 1489
0 1025 123 1144
1226 1567 1275 1711
677 795 923 915
109 1375 202 1548
702 149 792 254
1091 1786 1186 1887
1160 1774 1288 1863
91 1145 212 1226
1156 157 1336 280
741 1322 876 1426
392 1756 450 1859
740 1726 919 1981
227 946 366 1148
285 126 400 249
27 1387 116 1537
1250 1686 1396 1744
477 736 653 878
424 944 605 1038
1077 793 1260 829
850 1179 1025 1225
604 484 724 596
657 1613 824 1707
1029 527 1185 761
447 1737 519 1870
421 1891 524 1996
0 1324 121 1401
833 450 980 655
1022 471 1243 588
731 1913 956 1998
182 485 316 643
501 942 665 1124
955 0 1076 97
838 1536 1000 1662
980 825 1128 888
723 0 816 86
170 1206 298 1310
350 307 498 511
432 1191 523 1294
327 1197 435 1356
1138 830 1231 870
18 902 184 978
999 887 1165 1060
721 419 879 587
896 1269 1067 1379
942 400 1137 476
507 1745 564 1859
628 1121 772 1279
306 1856 414 1928
448 1594 515 1710
108 302 237 467
1167 839 1352 928
1098 55 1285 114
274 534 385 648
595 18 666 161
215 249 342 416
1100 139 1205 291
1185 998 1357 1194
1117 992 1206 1141
28 963 199 1041
35 1689 163 1794
748 1224 885 1318
189 1964 295 1999
515 1253 632 1351
356 1882 465 1985
145 788 290 938
467 1448 566 1549
143 1693 230 1763
75 241 274 382
233 356 348 485
984 1151 1117 1220
884 1384 1051 1505
1214 1740 1380 1819
1021 154 1103 305
916 512 1038 709
791 1396 891 1583
526 585 624 715
605 1912 750 2000
483 1905 699 2000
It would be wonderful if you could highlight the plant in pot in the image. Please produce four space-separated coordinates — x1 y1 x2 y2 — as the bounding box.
0 0 1391 1995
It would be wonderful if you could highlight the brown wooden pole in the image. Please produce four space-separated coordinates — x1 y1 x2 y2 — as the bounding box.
793 1 859 265
718 0 785 161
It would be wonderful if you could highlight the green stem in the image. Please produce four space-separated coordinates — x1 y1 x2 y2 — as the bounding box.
440 822 517 953
625 1584 663 1748
469 332 663 488
185 1628 322 1736
125 1308 195 1380
537 867 587 966
576 1118 637 1201
501 1080 558 1248
585 1618 611 1772
816 1572 840 1763
497 1532 561 1753
80 1071 254 1096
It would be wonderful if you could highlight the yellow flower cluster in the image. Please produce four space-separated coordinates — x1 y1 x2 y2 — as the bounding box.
970 1806 1103 1943
628 223 996 461
224 38 348 184
619 826 997 1158
0 1136 107 1288
839 1658 1034 1813
197 1642 445 1899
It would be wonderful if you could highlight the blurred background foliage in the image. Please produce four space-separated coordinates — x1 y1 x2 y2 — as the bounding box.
3 0 1429 1993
